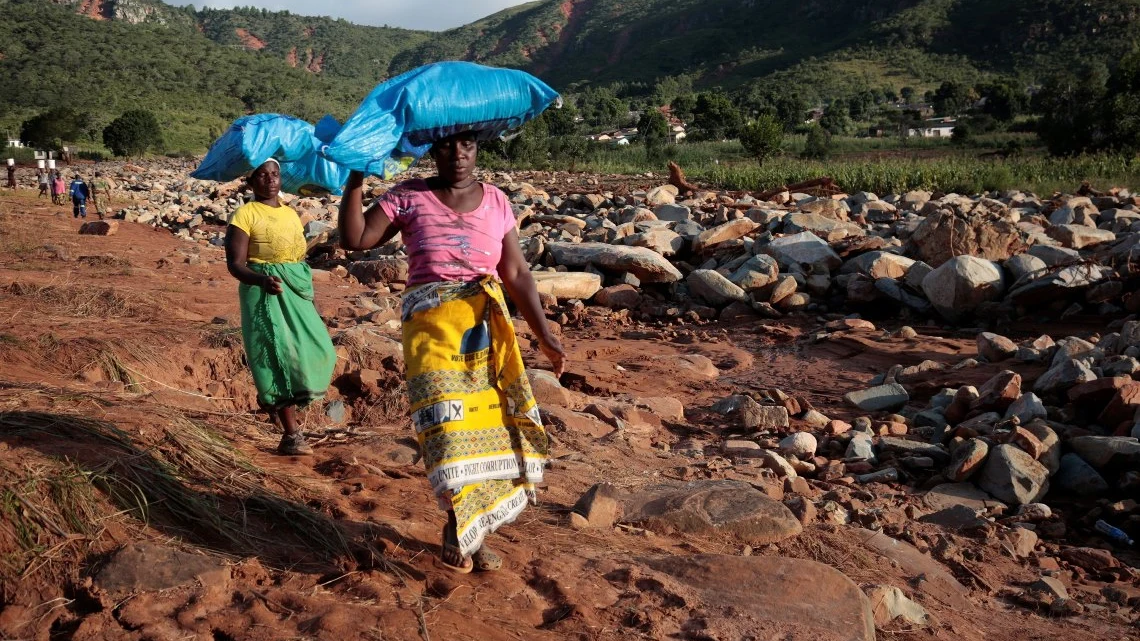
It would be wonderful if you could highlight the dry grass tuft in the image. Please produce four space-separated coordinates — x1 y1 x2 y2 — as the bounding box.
202 325 242 350
5 280 165 319
0 405 398 578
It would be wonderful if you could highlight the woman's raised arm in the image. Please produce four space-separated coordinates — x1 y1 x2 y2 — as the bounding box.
338 170 397 250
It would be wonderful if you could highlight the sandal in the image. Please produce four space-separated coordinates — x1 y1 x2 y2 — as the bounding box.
472 546 503 572
439 526 473 574
277 432 313 456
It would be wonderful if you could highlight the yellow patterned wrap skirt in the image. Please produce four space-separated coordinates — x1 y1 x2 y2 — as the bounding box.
401 277 548 557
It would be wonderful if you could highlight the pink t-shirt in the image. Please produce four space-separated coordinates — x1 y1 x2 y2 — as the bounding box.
377 179 516 286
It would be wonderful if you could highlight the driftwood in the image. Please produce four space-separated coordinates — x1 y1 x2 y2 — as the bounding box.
757 177 842 201
668 161 698 195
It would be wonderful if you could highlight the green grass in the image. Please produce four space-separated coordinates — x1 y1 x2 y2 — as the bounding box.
547 140 1140 195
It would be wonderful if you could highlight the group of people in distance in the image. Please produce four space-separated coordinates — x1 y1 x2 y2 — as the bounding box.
30 166 109 219
226 131 561 574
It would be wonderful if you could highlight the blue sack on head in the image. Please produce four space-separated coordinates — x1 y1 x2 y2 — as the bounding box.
191 114 317 182
322 61 560 178
193 113 349 195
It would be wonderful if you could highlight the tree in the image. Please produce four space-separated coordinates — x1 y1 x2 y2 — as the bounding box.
801 124 832 159
1034 72 1107 156
578 87 626 130
690 91 744 141
549 135 588 170
504 116 550 167
900 86 916 103
102 110 163 157
20 108 89 150
977 82 1025 122
773 93 809 132
820 99 854 136
932 81 975 116
670 93 698 122
637 109 670 154
543 103 580 136
739 115 783 163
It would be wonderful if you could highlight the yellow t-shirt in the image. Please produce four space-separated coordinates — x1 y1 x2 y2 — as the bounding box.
229 201 307 264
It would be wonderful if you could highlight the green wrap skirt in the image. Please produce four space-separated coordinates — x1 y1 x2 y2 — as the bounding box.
239 262 336 408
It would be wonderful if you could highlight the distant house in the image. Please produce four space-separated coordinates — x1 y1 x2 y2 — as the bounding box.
670 125 687 143
5 137 23 148
908 118 957 138
805 108 824 124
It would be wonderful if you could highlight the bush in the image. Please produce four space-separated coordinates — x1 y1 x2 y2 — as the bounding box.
77 150 108 162
103 110 163 157
801 125 832 159
739 115 783 163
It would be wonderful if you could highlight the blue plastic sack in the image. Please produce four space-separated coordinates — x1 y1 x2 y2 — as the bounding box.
192 113 349 195
191 114 316 182
322 61 560 178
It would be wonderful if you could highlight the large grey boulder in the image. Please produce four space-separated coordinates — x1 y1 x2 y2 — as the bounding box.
548 242 683 283
761 232 843 271
783 213 865 239
1005 253 1048 283
531 271 602 300
921 255 1005 321
1051 453 1109 496
639 554 875 641
1068 436 1140 473
653 203 692 222
1033 358 1097 396
977 444 1050 505
621 480 802 545
1047 224 1116 249
688 269 747 307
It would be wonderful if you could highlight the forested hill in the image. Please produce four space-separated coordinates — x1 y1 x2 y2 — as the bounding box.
393 0 1140 98
6 0 1140 152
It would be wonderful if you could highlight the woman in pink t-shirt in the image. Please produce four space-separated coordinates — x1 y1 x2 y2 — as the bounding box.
340 132 563 574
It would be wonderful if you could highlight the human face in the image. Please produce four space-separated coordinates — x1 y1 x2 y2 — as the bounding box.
248 160 281 201
430 133 478 185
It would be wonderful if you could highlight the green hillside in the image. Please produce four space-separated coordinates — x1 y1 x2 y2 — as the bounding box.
0 0 369 151
6 0 1140 154
395 0 1140 100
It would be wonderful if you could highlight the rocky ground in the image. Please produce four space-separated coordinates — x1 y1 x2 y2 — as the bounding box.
0 161 1138 641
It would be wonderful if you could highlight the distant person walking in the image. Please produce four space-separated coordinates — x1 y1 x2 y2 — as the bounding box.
51 171 65 205
224 159 336 456
37 168 49 198
69 174 90 219
5 163 15 190
91 171 110 219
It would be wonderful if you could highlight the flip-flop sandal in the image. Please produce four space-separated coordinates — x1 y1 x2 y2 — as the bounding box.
439 527 473 574
472 546 503 572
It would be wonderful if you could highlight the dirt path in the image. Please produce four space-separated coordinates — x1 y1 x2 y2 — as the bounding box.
0 191 1132 640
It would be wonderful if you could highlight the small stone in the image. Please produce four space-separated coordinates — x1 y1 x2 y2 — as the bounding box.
898 326 919 339
977 332 1018 361
946 438 989 482
865 585 930 627
570 483 623 529
779 432 818 459
1001 528 1039 558
783 495 816 524
826 419 852 435
845 433 876 461
800 409 830 428
1008 426 1044 460
760 450 798 478
844 383 909 412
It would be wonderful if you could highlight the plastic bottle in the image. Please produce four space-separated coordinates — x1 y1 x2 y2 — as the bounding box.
1094 520 1134 546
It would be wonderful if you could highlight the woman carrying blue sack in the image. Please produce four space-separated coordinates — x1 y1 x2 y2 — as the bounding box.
225 159 336 455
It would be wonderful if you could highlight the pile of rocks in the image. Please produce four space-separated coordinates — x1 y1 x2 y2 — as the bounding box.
498 183 1140 324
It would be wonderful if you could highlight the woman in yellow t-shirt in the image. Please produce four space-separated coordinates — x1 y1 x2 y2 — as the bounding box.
225 159 336 455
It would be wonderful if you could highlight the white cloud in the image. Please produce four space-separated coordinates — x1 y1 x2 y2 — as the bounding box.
194 0 531 31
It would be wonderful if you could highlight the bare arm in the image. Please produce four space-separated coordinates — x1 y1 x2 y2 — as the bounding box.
225 225 283 294
338 170 398 250
497 228 565 376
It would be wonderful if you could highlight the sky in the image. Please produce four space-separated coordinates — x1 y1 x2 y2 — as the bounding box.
196 0 532 31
